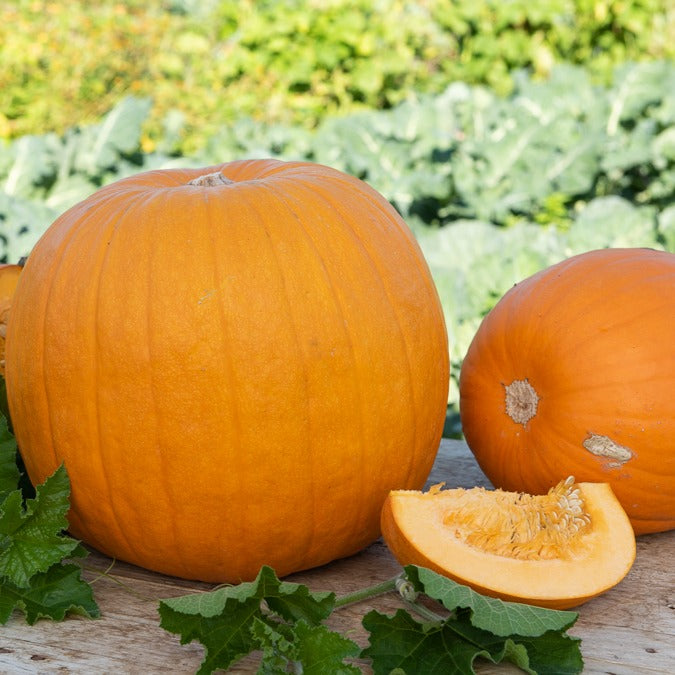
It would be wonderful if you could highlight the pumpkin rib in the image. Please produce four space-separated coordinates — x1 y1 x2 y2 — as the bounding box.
306 179 413 533
83 188 187 565
234 181 321 568
266 170 445 535
322 171 448 343
124 190 191 563
184 181 276 576
505 251 675 366
261 176 377 552
290 179 391 559
232 180 328 575
272 180 335 569
146 188 198 574
539 369 675 395
136 185 238 574
169 184 248 576
199 181 245 450
319 172 423 255
333 182 424 471
40 192 140 479
536 297 674 366
225 172 378 573
89 190 162 564
17 192 115 550
303 179 422 486
190 185 246 575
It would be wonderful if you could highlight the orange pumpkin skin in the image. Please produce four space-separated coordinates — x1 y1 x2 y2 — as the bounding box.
459 248 675 535
5 160 449 582
0 264 22 377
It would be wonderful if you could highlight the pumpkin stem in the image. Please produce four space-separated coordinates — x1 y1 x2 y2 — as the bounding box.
333 573 447 623
188 172 234 187
504 379 539 426
333 575 399 609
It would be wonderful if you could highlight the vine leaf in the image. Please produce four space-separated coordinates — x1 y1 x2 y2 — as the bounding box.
0 561 100 625
0 410 99 625
0 465 80 588
159 565 359 674
362 566 583 675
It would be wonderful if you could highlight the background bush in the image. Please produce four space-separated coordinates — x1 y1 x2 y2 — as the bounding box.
2 0 673 153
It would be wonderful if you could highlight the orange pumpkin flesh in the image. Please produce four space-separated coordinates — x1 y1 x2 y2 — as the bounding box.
381 479 636 610
5 160 450 583
459 248 675 535
0 264 22 377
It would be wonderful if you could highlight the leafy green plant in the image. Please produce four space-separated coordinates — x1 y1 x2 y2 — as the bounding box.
430 0 674 94
159 564 583 674
0 414 99 624
1 0 673 153
3 61 673 254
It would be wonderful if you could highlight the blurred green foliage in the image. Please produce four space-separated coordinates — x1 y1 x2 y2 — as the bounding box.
2 0 673 153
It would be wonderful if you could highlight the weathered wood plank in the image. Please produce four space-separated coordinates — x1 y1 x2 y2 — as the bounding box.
2 439 673 674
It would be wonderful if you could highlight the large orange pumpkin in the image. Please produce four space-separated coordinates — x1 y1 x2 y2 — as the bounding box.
459 247 675 535
5 159 449 582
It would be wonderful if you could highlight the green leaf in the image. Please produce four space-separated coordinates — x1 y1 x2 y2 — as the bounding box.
1 134 56 198
0 191 58 264
254 618 361 675
161 565 334 623
405 566 579 636
158 565 342 674
658 204 675 251
448 608 582 674
159 594 262 674
362 605 583 675
0 413 19 501
361 567 584 674
74 96 152 174
289 620 361 674
0 561 100 625
508 629 585 675
565 197 657 255
362 608 495 674
0 465 80 587
252 617 297 673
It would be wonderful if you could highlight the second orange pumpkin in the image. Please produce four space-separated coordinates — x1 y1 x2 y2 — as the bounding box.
459 247 675 535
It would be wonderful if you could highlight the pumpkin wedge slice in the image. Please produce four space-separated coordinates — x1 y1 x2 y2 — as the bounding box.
381 477 636 609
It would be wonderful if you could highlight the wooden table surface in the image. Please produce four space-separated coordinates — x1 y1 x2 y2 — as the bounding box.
2 439 674 674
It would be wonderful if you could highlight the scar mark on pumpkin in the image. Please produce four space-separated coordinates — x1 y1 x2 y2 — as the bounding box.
198 289 216 304
582 433 633 467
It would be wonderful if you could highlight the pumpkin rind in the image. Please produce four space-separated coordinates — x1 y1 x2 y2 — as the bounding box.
0 264 22 378
459 248 675 535
381 480 636 609
5 159 450 583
